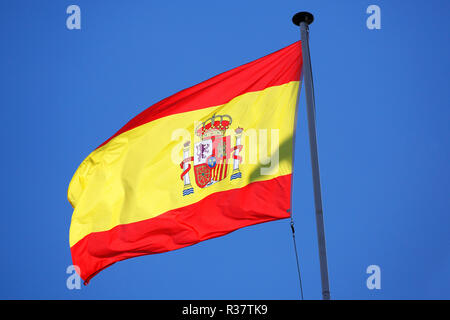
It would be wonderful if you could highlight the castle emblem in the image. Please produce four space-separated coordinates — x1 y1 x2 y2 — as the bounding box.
179 114 243 196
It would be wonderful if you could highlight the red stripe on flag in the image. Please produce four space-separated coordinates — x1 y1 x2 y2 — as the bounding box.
71 174 292 284
97 42 301 149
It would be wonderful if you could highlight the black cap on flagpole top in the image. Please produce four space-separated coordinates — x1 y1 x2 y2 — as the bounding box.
292 12 314 26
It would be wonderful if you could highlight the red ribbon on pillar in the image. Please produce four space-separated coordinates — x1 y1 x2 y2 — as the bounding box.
179 156 194 180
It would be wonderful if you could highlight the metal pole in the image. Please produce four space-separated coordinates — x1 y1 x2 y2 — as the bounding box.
292 11 331 300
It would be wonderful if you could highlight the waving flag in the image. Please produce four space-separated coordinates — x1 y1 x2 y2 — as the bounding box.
68 41 302 283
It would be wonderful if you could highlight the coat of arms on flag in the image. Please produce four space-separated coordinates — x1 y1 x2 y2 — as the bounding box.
179 114 244 196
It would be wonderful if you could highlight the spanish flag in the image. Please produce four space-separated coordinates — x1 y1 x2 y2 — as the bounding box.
68 41 302 283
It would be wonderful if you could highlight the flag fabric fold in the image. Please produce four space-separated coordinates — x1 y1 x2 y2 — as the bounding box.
68 41 302 283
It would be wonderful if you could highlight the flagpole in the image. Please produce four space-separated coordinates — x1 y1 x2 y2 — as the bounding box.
292 11 331 300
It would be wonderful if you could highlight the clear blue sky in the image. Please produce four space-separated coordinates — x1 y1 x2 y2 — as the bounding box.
0 0 449 299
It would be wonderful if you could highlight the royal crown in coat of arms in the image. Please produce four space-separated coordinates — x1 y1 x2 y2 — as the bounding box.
179 114 243 196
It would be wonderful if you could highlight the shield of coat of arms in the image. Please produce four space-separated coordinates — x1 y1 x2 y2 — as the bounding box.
193 139 213 188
